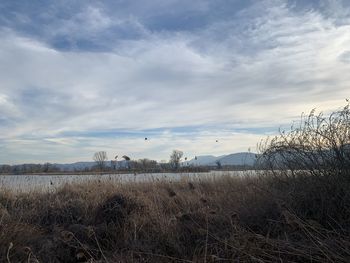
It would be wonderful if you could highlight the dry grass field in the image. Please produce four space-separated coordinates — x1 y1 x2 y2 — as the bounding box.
1 171 350 262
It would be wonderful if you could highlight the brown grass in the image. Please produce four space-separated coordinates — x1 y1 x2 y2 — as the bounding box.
0 172 350 263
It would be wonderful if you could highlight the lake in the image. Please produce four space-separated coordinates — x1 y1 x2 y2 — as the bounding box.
0 171 253 192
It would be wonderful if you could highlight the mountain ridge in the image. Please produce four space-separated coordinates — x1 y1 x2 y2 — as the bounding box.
185 152 257 166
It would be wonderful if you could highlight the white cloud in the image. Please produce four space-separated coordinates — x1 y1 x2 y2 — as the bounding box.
0 130 263 164
0 1 350 163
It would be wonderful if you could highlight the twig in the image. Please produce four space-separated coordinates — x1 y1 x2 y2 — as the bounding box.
7 242 13 263
93 231 109 263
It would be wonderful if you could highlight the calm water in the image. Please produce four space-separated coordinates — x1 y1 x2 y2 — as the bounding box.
0 171 252 192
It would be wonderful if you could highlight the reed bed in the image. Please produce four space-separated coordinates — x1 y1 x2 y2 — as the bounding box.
1 172 349 262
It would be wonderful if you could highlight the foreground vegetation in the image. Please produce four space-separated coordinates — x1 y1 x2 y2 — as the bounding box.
0 172 349 263
1 103 350 262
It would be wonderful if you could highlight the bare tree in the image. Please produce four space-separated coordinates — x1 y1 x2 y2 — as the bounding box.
122 155 131 169
93 151 108 171
170 150 183 170
122 155 131 161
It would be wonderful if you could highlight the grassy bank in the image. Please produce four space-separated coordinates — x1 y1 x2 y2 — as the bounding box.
1 172 350 263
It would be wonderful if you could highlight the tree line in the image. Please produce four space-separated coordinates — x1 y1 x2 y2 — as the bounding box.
0 163 60 174
0 150 209 174
91 149 209 172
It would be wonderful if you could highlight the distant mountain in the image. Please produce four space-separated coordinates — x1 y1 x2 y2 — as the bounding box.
185 152 258 166
216 152 257 166
185 155 225 166
54 162 96 171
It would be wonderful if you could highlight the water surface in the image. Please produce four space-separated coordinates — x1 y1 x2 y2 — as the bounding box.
0 171 252 192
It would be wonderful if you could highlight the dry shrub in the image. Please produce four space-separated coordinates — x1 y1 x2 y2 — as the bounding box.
94 194 139 225
259 103 350 174
258 103 350 230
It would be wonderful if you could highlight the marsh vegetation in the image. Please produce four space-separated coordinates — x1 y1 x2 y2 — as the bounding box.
1 104 350 262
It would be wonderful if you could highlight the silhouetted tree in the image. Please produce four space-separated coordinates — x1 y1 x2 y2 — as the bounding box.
169 150 183 170
93 151 108 171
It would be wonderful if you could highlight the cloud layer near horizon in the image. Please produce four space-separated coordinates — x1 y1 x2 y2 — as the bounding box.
1 0 350 164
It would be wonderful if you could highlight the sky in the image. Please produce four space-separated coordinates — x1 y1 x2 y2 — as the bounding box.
0 0 350 164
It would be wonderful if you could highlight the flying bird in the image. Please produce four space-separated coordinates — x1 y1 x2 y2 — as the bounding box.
145 137 148 140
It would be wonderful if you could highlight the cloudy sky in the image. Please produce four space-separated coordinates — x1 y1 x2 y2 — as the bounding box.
0 0 350 164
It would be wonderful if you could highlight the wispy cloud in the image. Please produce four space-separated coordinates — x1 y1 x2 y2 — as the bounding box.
0 0 350 163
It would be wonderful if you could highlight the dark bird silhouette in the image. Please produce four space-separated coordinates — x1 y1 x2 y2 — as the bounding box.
114 155 118 160
145 137 148 140
216 140 218 142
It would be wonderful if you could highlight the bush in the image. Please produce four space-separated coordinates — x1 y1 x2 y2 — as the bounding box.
259 103 350 176
258 102 350 229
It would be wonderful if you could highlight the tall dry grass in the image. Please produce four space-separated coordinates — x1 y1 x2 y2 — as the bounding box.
1 173 349 262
